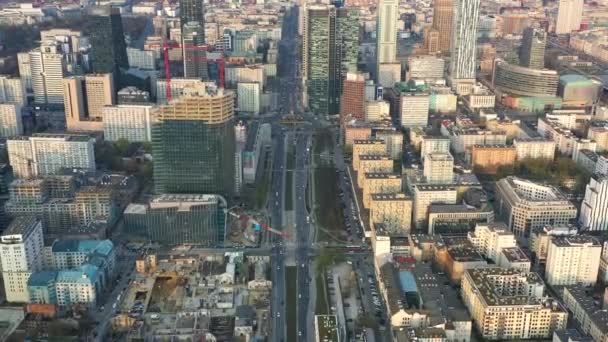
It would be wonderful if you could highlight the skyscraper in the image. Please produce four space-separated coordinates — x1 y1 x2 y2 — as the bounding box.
449 0 480 94
182 22 209 80
580 174 608 231
29 44 65 106
152 82 235 197
88 7 129 75
520 27 546 70
555 0 583 34
376 0 398 65
303 5 359 115
179 0 205 41
432 0 453 54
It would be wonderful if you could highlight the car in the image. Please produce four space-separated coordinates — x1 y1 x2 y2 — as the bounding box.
277 312 281 318
299 331 302 337
299 294 302 298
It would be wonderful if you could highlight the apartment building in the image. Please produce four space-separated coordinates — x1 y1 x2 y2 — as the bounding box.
357 155 393 187
413 184 457 230
423 152 453 184
545 236 602 286
362 172 402 208
513 138 556 160
353 139 386 171
562 285 608 342
467 222 516 262
369 193 412 235
470 145 516 174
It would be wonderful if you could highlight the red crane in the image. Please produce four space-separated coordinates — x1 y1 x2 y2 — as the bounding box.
160 41 226 101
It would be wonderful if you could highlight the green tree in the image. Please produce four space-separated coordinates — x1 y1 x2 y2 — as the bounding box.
116 138 130 157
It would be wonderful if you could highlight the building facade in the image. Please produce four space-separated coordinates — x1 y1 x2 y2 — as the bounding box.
545 236 601 286
580 174 608 232
423 152 453 184
0 103 24 137
103 105 152 142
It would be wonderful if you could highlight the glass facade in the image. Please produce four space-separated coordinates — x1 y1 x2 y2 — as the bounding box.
180 0 205 42
124 195 227 246
88 8 129 74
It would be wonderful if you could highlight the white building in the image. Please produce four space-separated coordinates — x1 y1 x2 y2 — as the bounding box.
237 82 261 115
530 225 578 264
0 75 26 105
365 101 390 122
423 152 453 184
545 236 602 286
376 0 398 65
0 217 44 303
378 63 401 88
0 104 24 138
514 138 556 160
407 55 445 81
580 174 608 232
103 105 152 142
555 0 583 34
7 134 96 179
449 0 481 94
156 78 205 104
17 52 32 92
29 44 65 106
400 93 429 128
413 184 458 229
126 47 156 70
420 135 451 160
468 222 516 263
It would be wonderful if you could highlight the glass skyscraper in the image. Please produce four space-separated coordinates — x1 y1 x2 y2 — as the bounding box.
304 5 359 115
88 7 129 75
179 0 205 42
152 82 235 198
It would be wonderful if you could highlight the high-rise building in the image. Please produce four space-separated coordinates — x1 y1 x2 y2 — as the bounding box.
462 268 567 340
88 7 129 75
520 27 546 70
376 0 398 66
237 82 261 115
420 135 451 160
492 59 558 97
0 216 44 303
7 134 96 179
423 152 453 184
545 236 602 286
63 76 86 130
152 82 235 196
468 222 516 262
406 56 445 81
123 194 227 246
29 45 65 106
85 73 115 120
17 52 32 92
580 174 608 231
449 0 480 94
495 176 577 238
179 0 205 39
103 105 152 142
0 104 24 138
0 75 26 105
413 184 457 229
374 129 403 159
432 0 453 54
399 92 430 128
340 72 366 123
182 21 208 79
303 5 359 115
555 0 583 34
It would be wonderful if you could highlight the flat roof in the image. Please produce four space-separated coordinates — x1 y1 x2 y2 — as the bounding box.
501 247 530 263
565 285 608 333
551 236 601 247
371 193 410 201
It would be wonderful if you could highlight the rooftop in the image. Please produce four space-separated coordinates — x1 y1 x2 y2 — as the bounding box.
364 172 401 179
371 193 411 201
2 216 40 237
51 239 114 257
359 154 391 160
551 236 601 248
565 285 608 333
501 247 530 263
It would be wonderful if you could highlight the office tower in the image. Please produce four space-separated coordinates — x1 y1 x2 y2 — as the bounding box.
449 0 481 94
423 152 454 184
462 268 567 341
7 134 96 179
126 47 156 70
399 92 430 128
555 0 583 34
17 52 32 92
0 104 24 138
420 135 451 160
413 184 457 229
580 174 608 231
179 0 205 39
423 28 440 54
432 0 453 53
117 87 150 105
495 176 577 238
0 216 44 303
376 0 398 65
520 27 546 70
545 236 601 286
492 59 558 97
63 76 87 131
85 73 115 120
29 45 65 106
103 105 152 142
237 82 261 115
182 21 208 79
340 72 366 123
88 7 129 74
377 63 401 88
152 82 235 196
303 5 359 115
0 76 26 105
124 194 228 246
407 56 445 81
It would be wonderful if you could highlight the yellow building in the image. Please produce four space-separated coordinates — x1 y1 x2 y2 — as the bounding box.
362 172 401 208
462 268 568 341
369 193 412 235
470 145 516 174
344 124 372 147
357 155 393 187
353 140 386 171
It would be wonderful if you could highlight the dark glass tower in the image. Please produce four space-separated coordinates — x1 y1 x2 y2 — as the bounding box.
88 7 129 74
152 82 235 198
179 0 205 43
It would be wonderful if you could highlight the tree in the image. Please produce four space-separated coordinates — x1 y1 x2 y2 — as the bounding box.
115 138 130 157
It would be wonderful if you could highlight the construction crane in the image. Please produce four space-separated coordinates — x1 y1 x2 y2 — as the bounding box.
227 208 289 238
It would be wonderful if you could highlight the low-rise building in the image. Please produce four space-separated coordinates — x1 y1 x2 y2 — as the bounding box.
499 247 531 272
462 268 567 340
435 237 487 283
513 138 556 160
469 145 516 174
562 285 608 342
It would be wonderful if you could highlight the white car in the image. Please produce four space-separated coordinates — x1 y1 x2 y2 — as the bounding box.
277 312 281 318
